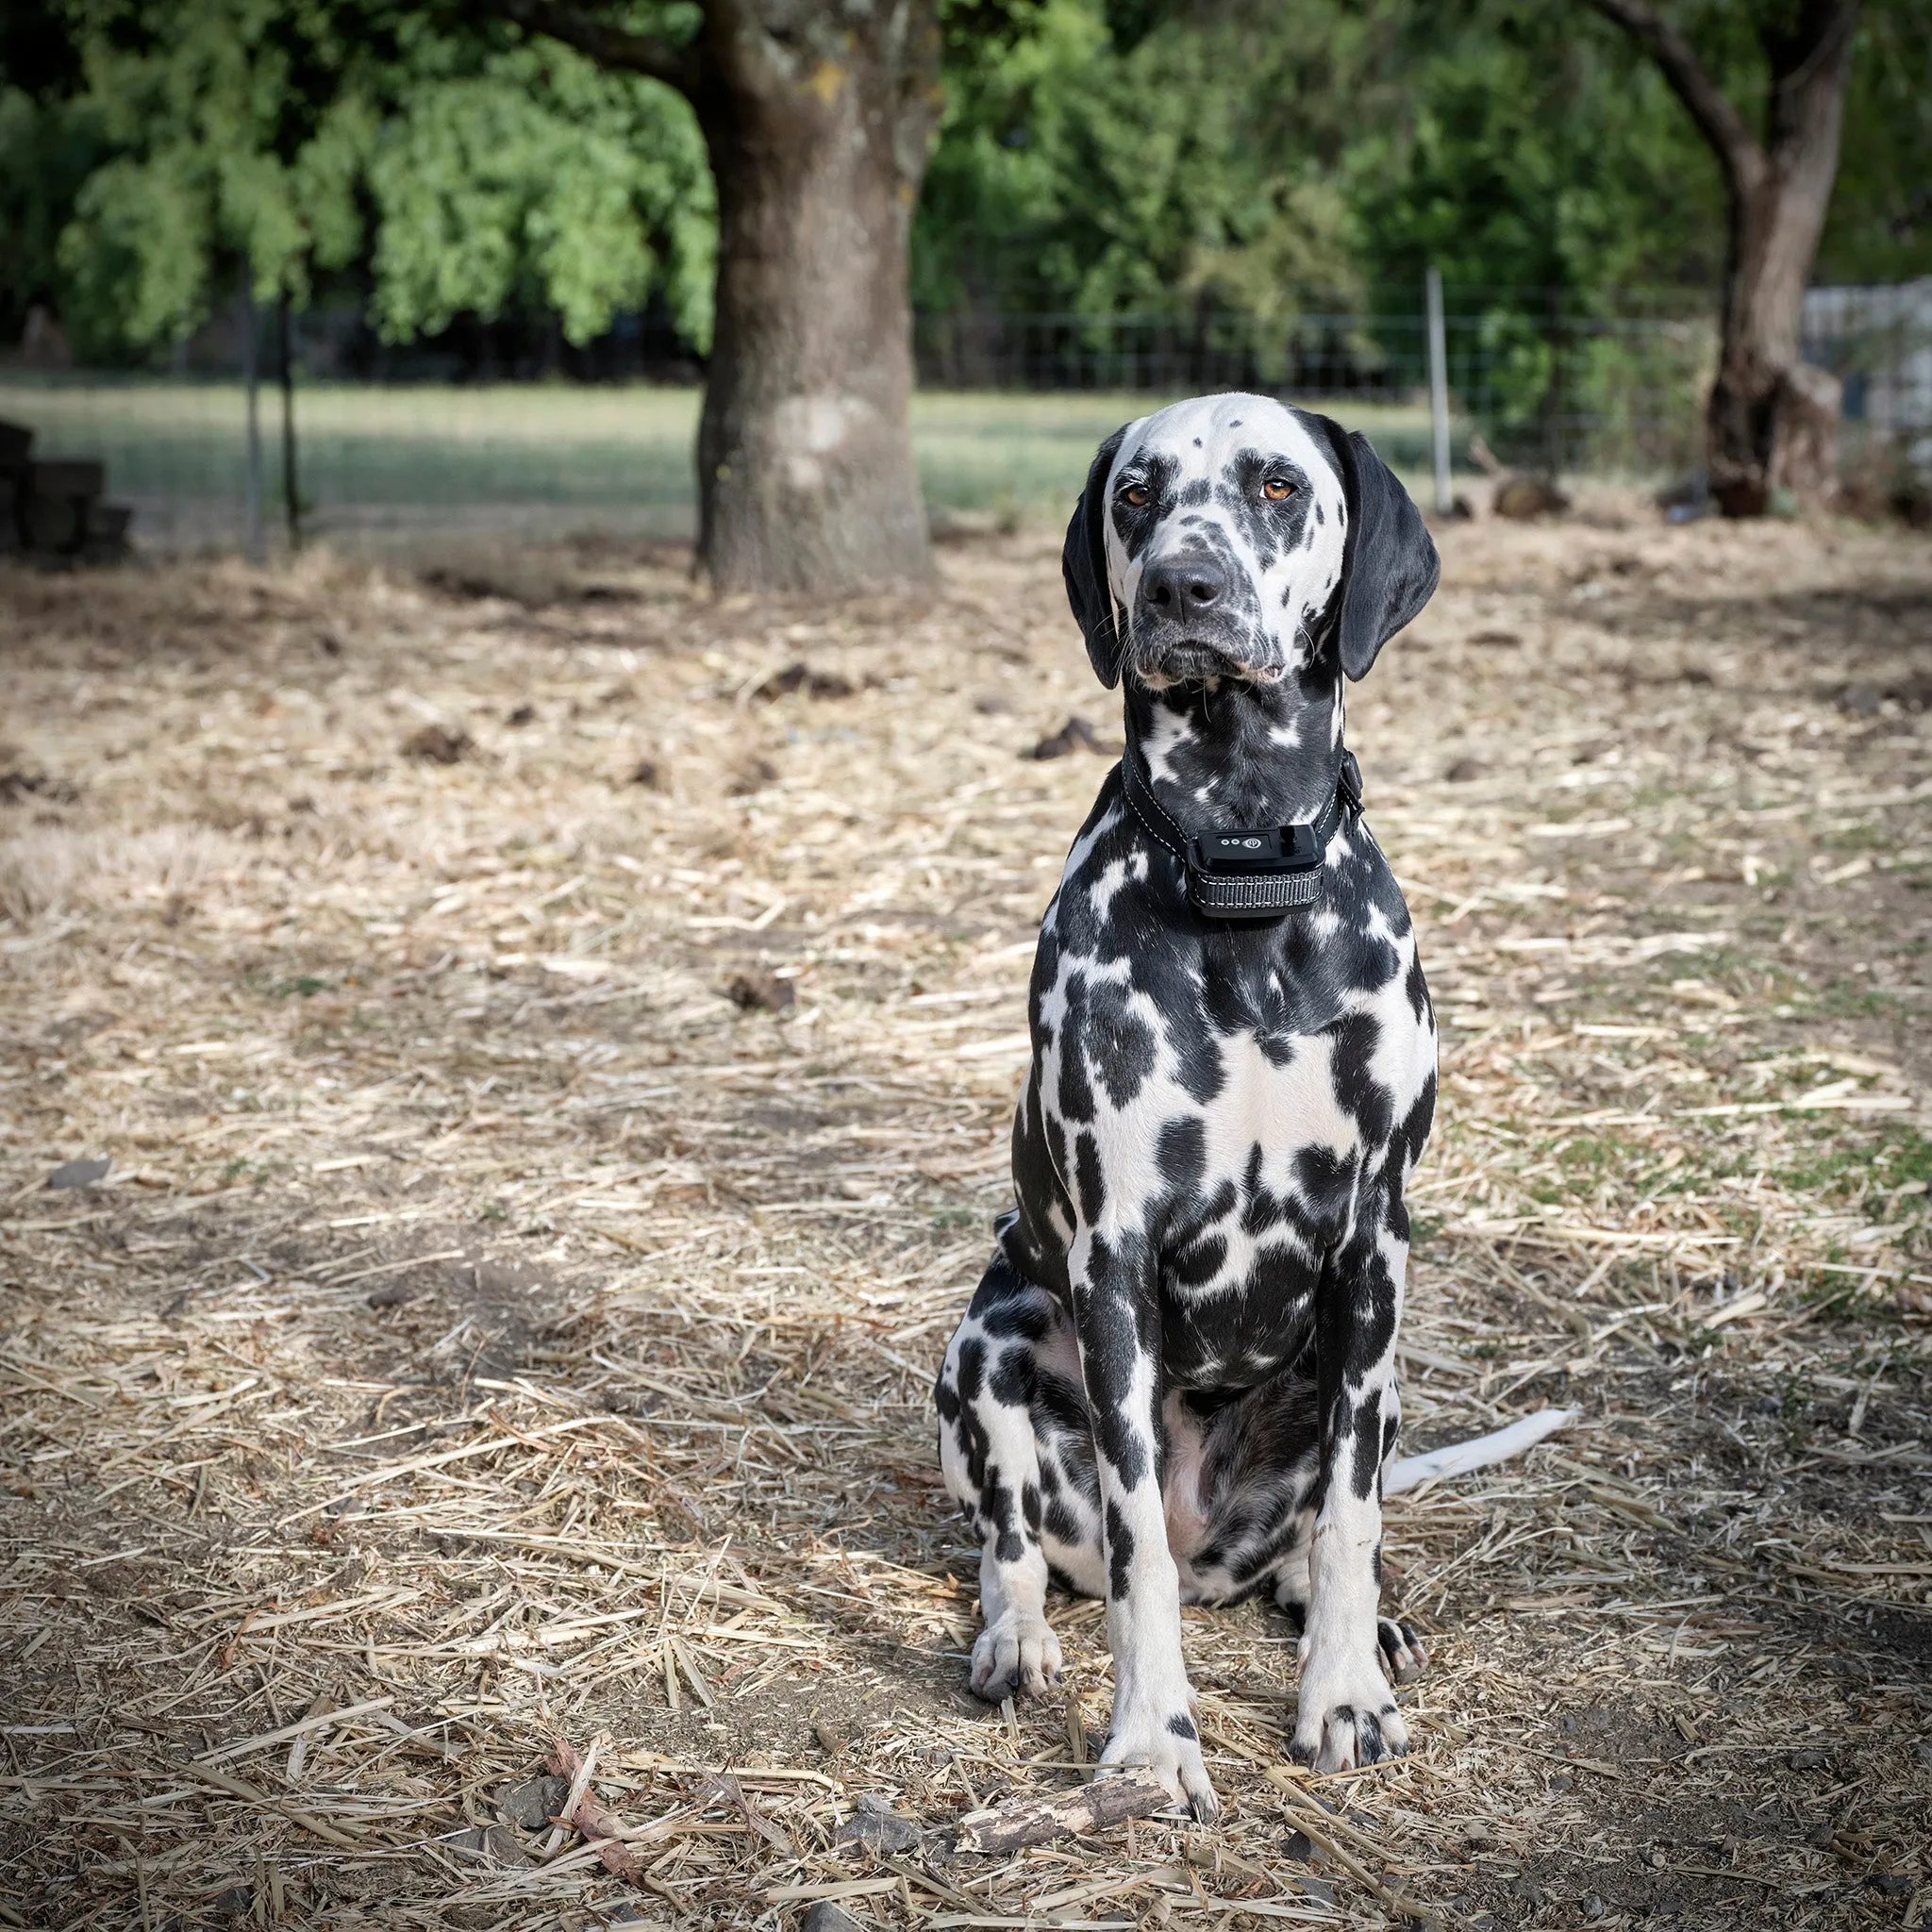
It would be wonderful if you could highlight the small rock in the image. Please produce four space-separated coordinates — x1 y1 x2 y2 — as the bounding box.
1291 1875 1337 1907
1836 684 1882 718
1283 1829 1322 1863
506 703 536 726
1788 1749 1830 1771
1462 1826 1498 1854
814 1721 848 1755
802 1905 864 1932
445 1824 529 1867
1512 1874 1543 1906
211 1884 253 1921
726 968 795 1013
1444 757 1485 784
48 1157 109 1190
1469 627 1523 647
366 1281 416 1309
497 1774 569 1831
1869 1874 1915 1896
974 693 1013 715
402 724 470 764
628 756 663 789
1582 1892 1607 1921
838 1798 921 1855
1913 1741 1932 1767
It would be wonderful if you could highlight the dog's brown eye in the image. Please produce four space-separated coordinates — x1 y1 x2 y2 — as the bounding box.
1262 476 1294 501
1119 483 1150 508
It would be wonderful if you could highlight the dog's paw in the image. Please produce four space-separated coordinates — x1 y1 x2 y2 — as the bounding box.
1377 1616 1428 1686
969 1612 1062 1702
1098 1708 1219 1822
1291 1652 1409 1773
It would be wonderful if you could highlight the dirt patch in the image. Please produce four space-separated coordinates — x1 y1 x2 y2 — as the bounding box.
1 513 1928 1929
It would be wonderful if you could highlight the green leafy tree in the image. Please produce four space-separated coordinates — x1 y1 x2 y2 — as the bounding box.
54 0 376 356
47 1 712 359
1342 6 1726 466
0 5 107 348
365 36 712 352
1814 1 1932 284
914 0 1377 325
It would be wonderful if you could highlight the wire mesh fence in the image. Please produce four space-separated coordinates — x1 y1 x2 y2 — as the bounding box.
0 285 1923 557
1802 277 1932 463
913 302 1720 479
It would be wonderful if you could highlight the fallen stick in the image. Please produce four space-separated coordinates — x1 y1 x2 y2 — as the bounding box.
545 1735 649 1879
955 1769 1172 1854
1384 1407 1576 1496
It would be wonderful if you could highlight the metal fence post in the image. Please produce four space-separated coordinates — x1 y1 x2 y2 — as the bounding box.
1425 266 1452 514
242 271 264 562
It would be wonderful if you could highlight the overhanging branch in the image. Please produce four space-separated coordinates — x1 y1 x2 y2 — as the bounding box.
496 0 703 96
1580 0 1764 196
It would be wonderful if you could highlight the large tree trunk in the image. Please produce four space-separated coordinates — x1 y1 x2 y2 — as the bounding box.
507 0 941 592
1584 0 1859 518
692 26 937 591
1706 16 1853 515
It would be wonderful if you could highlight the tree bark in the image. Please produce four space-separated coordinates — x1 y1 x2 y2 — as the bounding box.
1582 0 1859 515
503 0 941 591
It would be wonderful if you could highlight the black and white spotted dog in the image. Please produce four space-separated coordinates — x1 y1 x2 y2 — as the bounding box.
934 393 1441 1818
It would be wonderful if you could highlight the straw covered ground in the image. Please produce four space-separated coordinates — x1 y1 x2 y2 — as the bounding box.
1 503 1929 1932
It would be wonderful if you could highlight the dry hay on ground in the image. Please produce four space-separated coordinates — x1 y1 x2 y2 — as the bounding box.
0 506 1929 1932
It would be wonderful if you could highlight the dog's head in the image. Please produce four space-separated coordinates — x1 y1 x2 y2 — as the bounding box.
1062 393 1439 691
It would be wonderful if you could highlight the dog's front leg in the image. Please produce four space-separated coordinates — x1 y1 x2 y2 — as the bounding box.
1293 1187 1412 1773
1074 1227 1218 1821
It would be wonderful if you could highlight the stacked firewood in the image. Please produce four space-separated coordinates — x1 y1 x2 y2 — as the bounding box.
0 420 134 564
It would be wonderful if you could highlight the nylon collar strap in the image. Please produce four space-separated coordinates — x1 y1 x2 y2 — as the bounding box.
1120 740 1363 920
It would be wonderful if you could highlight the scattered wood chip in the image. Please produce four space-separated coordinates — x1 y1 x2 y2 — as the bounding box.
401 724 470 764
1029 714 1116 760
755 661 856 700
726 968 795 1012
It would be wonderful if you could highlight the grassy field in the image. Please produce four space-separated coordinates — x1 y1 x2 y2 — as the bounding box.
0 379 1442 549
0 508 1927 1929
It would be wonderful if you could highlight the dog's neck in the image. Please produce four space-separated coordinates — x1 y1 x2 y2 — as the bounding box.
1124 673 1345 834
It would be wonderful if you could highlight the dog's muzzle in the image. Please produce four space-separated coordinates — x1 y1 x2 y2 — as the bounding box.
1130 553 1274 684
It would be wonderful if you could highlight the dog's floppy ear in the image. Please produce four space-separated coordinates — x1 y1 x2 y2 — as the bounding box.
1307 413 1440 681
1062 425 1129 688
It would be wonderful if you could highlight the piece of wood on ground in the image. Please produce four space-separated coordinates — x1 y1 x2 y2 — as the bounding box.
954 1769 1174 1854
546 1732 649 1879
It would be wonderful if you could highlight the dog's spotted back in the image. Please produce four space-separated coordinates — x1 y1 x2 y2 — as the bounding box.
936 394 1441 1815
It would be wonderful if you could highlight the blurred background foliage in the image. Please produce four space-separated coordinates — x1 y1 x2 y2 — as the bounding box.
0 0 1926 367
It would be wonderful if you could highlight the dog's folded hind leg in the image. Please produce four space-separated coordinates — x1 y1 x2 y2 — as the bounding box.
935 1254 1069 1703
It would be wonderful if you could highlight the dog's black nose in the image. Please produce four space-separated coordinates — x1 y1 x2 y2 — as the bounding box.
1141 556 1227 616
